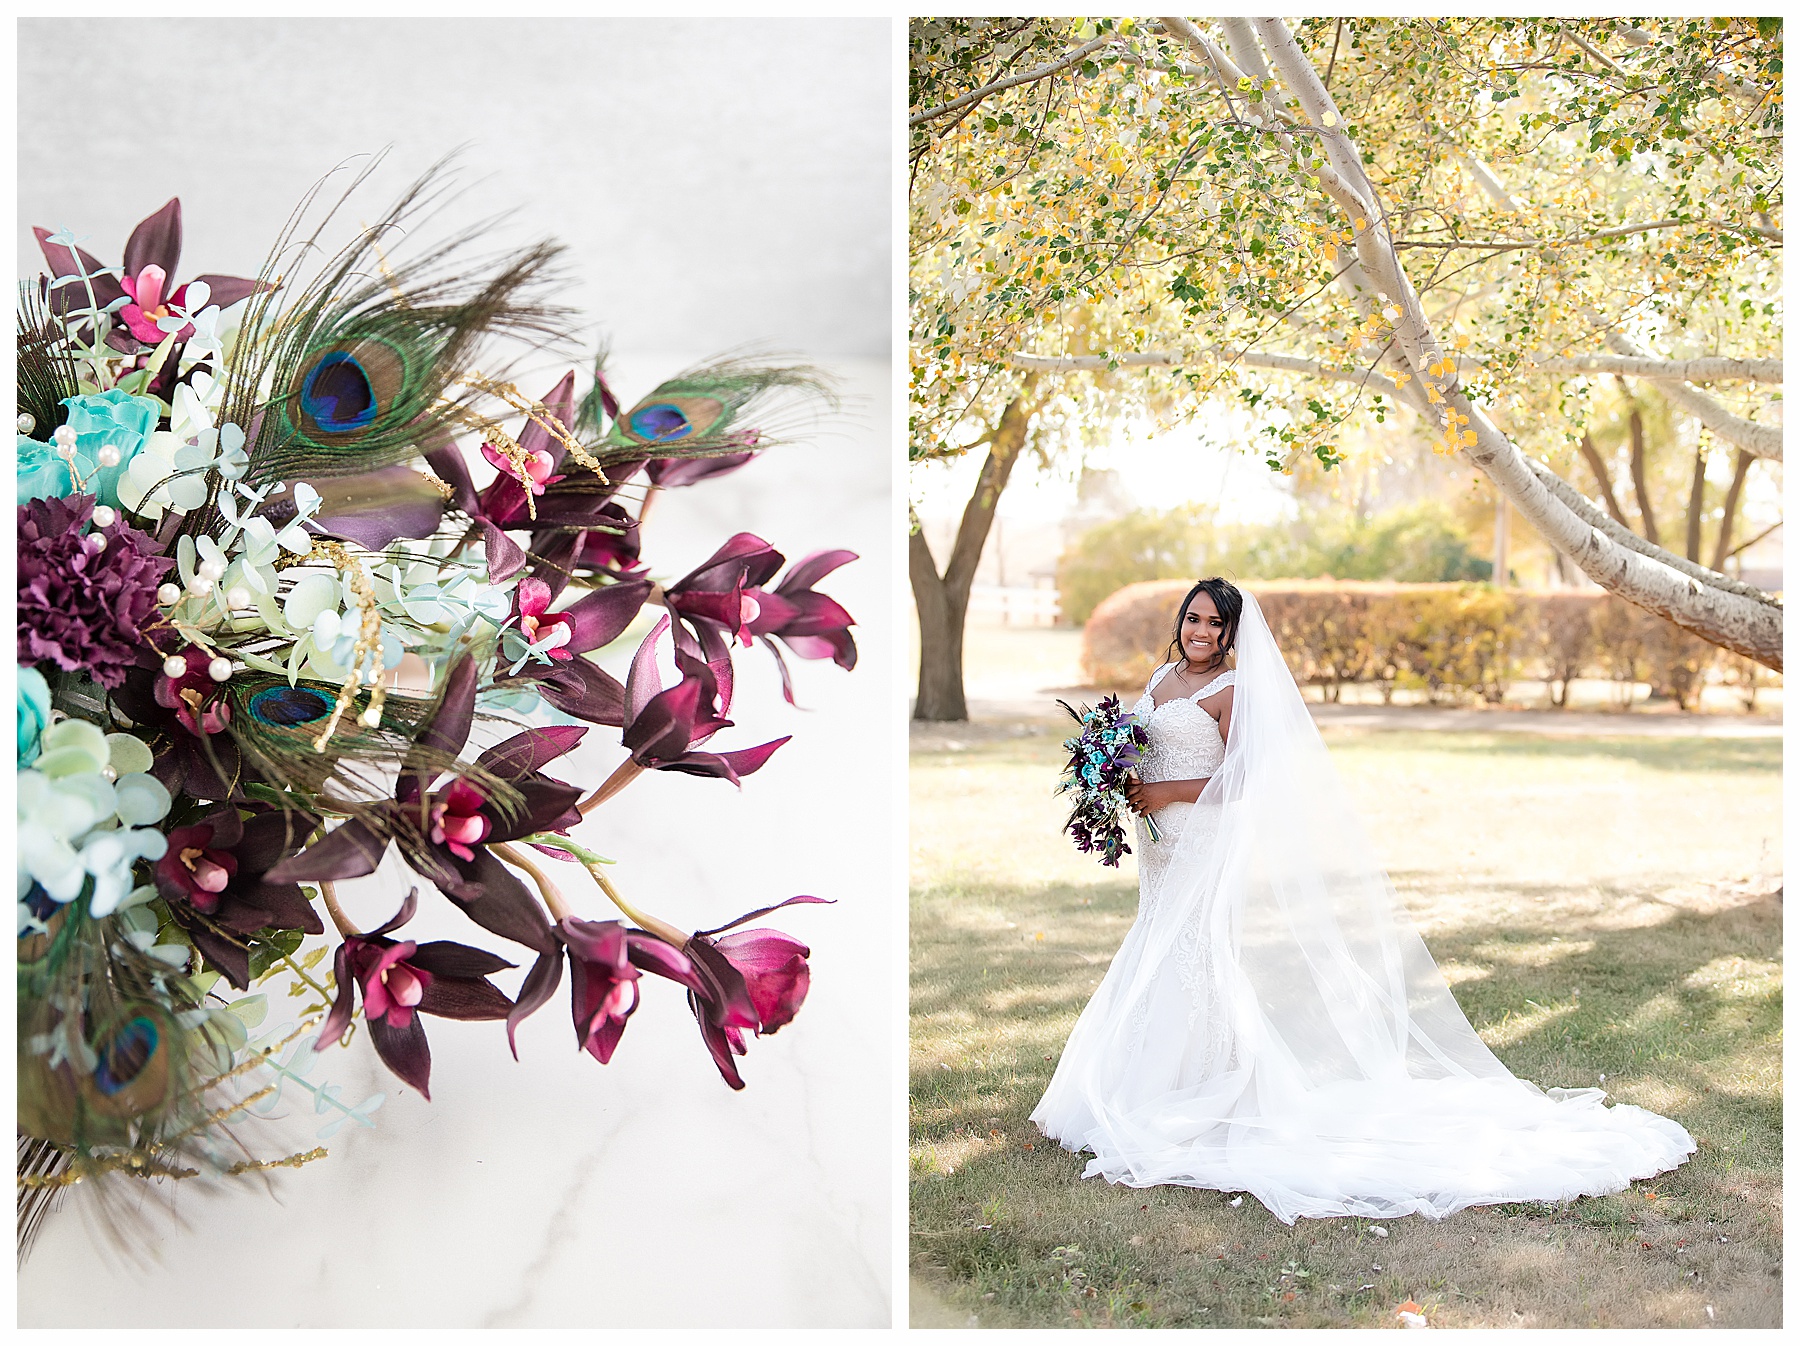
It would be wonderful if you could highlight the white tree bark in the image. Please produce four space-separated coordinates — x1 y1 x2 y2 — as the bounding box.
1532 355 1781 384
1232 19 1780 665
1601 331 1783 461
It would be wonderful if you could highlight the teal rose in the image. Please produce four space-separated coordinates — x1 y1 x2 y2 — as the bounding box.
55 390 161 509
16 434 74 504
18 666 52 767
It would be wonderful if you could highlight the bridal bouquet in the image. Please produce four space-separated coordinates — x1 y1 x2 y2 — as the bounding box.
1054 695 1158 867
16 179 857 1241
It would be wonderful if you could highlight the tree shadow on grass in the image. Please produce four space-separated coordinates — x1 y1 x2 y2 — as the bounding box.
911 879 1781 1326
1339 732 1782 775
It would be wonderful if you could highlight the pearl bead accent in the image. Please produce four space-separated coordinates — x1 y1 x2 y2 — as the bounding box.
163 655 189 678
157 583 183 606
90 505 117 528
208 658 232 683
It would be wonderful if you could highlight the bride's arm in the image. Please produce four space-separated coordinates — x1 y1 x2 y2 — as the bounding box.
1124 686 1235 814
1125 777 1206 813
1212 685 1234 745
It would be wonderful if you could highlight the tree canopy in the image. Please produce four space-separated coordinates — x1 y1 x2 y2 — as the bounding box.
911 17 1782 667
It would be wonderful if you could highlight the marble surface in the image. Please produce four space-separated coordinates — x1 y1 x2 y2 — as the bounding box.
17 358 897 1327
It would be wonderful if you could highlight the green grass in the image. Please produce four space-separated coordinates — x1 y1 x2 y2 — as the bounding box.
911 727 1782 1328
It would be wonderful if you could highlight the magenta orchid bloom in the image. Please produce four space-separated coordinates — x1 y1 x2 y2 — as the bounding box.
153 805 324 989
480 437 562 498
107 654 245 804
511 577 578 662
745 549 859 704
153 644 231 736
558 917 697 1064
422 371 581 584
664 532 785 654
34 198 264 348
495 573 652 726
680 896 830 1089
118 264 198 344
619 615 788 783
316 890 516 1100
664 535 858 704
269 655 588 956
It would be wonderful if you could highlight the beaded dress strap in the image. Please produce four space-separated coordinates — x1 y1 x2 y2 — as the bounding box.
1187 669 1236 701
1145 663 1177 694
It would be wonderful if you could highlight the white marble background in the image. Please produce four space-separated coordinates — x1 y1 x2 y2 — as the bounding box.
17 17 894 1330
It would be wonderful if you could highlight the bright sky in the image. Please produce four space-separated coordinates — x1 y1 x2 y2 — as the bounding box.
912 405 1299 527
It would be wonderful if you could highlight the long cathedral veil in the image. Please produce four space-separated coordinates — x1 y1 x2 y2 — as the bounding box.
1032 591 1694 1222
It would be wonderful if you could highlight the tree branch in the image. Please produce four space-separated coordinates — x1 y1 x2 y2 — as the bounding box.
1533 354 1781 383
1603 332 1783 460
910 34 1121 127
1392 217 1782 249
1522 456 1775 605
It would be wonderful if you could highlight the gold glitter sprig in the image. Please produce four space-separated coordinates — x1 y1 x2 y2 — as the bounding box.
303 540 387 752
462 371 612 485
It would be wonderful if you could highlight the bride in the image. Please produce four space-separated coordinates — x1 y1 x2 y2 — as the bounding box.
1031 578 1695 1223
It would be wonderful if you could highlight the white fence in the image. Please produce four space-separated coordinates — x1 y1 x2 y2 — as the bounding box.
967 584 1061 627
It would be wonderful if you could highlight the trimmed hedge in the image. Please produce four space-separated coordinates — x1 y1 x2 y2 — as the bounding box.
1081 579 1773 710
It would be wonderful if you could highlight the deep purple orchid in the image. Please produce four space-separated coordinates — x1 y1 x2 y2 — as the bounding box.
268 655 587 955
423 372 582 584
34 198 264 347
316 890 516 1100
619 616 788 783
558 917 697 1064
744 549 859 704
107 647 247 803
664 532 785 656
663 535 858 704
679 896 828 1090
643 437 760 488
494 573 650 726
154 805 324 989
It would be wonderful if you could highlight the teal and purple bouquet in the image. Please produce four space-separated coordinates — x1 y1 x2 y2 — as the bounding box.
1055 694 1158 868
16 170 858 1247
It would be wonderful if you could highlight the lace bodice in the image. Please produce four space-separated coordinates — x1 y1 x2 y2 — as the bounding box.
1131 665 1233 784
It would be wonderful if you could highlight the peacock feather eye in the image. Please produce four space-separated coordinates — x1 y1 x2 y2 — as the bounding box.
622 394 725 445
93 1016 159 1097
83 1008 174 1120
301 352 377 433
290 335 411 446
249 685 334 727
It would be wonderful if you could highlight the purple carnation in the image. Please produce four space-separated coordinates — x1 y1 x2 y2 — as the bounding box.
19 494 173 689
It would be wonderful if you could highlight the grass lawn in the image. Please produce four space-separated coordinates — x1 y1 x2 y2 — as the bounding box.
910 725 1782 1329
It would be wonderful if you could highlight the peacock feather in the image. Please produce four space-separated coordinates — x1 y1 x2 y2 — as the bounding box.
17 889 259 1257
15 282 81 437
218 159 572 494
583 354 837 474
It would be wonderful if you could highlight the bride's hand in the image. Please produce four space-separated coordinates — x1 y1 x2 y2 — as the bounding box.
1124 776 1155 815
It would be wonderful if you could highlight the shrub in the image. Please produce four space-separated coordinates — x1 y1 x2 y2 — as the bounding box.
1056 500 1490 627
1082 579 1760 711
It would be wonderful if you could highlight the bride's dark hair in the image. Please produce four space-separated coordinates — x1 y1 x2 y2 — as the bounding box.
1164 577 1244 673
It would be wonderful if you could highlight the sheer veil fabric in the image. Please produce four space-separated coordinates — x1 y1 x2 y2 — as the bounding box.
1031 592 1695 1223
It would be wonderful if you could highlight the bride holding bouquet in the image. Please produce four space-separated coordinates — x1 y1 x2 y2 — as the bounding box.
1033 578 1696 1223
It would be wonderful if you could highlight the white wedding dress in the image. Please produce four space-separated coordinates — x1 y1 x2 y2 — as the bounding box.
1031 594 1695 1223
